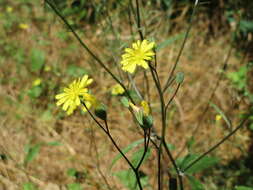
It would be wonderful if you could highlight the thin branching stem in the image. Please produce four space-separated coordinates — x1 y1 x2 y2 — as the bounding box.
163 0 199 92
81 101 143 190
176 18 242 159
136 128 151 170
165 83 181 114
135 0 144 40
182 113 251 172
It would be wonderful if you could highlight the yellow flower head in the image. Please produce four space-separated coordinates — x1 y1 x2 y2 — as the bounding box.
215 114 222 121
33 78 42 86
19 23 29 30
55 75 94 115
44 65 51 72
141 100 150 115
111 84 125 95
120 40 155 73
130 100 150 116
6 6 13 13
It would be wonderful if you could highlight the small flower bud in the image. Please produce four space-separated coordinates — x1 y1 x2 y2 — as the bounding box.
95 104 107 121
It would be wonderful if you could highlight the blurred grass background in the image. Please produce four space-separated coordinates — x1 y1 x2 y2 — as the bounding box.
0 0 253 189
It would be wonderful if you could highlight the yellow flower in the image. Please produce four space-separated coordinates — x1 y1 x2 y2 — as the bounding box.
55 75 94 115
19 23 29 30
6 6 13 13
111 84 125 95
120 40 155 73
44 65 51 72
141 100 150 115
215 114 222 121
33 78 42 86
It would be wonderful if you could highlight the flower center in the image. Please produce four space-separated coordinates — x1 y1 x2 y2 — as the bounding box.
134 49 145 61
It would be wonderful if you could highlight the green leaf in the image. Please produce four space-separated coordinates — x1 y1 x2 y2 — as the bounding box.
120 97 129 108
210 102 232 129
235 186 253 190
156 33 184 51
46 141 63 146
28 86 43 99
24 144 41 165
110 139 144 170
67 168 77 177
186 136 195 151
165 143 176 151
175 72 184 84
114 169 149 190
177 154 219 174
66 64 89 77
41 110 52 121
30 49 45 72
67 183 82 190
114 169 137 190
23 182 38 190
187 175 205 190
131 147 151 168
134 110 144 126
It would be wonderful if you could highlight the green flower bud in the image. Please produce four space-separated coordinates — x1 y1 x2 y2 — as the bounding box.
95 104 107 121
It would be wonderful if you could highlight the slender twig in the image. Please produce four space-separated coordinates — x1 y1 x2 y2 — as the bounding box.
176 17 242 159
182 113 251 172
81 101 143 190
136 128 151 170
162 140 184 190
135 0 144 40
90 125 114 190
163 0 199 92
165 83 181 113
44 0 135 104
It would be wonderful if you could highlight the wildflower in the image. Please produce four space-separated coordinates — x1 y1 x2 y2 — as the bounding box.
44 65 51 72
129 102 153 129
19 23 29 30
33 78 42 86
6 6 13 13
215 114 222 121
55 75 94 115
120 40 155 73
111 84 125 95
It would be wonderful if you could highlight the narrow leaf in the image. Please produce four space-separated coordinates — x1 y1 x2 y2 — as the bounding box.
210 102 232 129
109 139 144 170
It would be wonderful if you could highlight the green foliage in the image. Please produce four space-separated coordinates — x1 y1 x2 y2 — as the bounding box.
187 175 205 190
28 86 43 99
30 49 45 72
131 147 151 168
175 72 184 84
227 64 253 102
110 139 145 170
67 183 82 190
114 169 149 190
210 102 232 128
46 141 63 146
24 144 41 165
22 182 38 190
67 168 78 177
66 64 89 77
177 154 219 174
120 97 130 107
235 186 253 190
227 66 247 91
156 33 184 51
